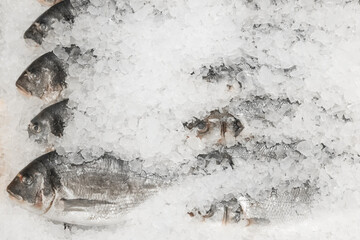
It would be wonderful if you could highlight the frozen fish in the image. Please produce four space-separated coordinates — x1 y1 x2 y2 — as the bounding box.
7 151 167 226
188 150 234 176
189 184 316 225
16 51 67 100
24 0 75 46
199 55 259 87
15 45 83 100
234 96 299 124
228 140 305 162
187 140 304 175
28 99 71 143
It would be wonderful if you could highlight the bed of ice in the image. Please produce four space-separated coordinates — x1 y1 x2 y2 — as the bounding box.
1 0 360 239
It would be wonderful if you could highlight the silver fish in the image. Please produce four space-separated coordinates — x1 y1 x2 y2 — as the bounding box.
16 46 83 100
16 52 67 99
186 140 304 176
189 184 316 225
201 61 254 84
24 0 76 46
228 140 305 162
186 150 234 176
233 96 299 126
28 99 71 143
7 151 167 226
199 56 297 94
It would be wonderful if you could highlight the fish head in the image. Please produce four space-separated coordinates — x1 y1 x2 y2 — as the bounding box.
7 159 55 214
184 110 244 145
24 21 50 46
28 115 52 143
16 70 47 98
16 55 62 99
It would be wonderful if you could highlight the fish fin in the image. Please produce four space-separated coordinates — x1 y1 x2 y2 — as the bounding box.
60 198 115 212
63 223 72 231
51 114 65 137
245 218 270 226
222 206 229 225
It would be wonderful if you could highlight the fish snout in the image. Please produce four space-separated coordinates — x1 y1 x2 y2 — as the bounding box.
7 183 24 202
24 38 40 48
15 75 33 97
24 26 43 46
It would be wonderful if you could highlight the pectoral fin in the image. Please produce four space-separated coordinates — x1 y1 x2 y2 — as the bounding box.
61 198 115 212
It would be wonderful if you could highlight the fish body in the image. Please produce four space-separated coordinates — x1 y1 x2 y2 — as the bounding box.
232 96 299 128
189 184 315 225
24 0 76 46
16 51 67 100
7 151 166 226
28 99 71 143
228 140 305 162
186 140 303 176
187 150 234 176
199 55 259 88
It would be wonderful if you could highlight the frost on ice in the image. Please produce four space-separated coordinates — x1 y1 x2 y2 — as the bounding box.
1 0 360 239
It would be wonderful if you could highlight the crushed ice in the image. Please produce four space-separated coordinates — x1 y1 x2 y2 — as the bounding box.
1 0 360 239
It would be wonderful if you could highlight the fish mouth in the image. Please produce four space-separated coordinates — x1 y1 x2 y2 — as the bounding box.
15 81 32 97
24 37 40 47
7 187 23 202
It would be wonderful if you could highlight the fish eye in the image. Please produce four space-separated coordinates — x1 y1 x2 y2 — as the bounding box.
34 22 47 32
40 24 48 31
196 121 209 134
197 121 206 129
21 174 33 186
31 123 41 133
236 121 242 127
233 118 243 128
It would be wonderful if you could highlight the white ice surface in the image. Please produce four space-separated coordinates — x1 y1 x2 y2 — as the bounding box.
1 0 360 239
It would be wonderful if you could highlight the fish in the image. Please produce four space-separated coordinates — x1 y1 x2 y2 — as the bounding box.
188 183 316 225
183 110 244 145
7 151 167 226
228 140 305 162
28 99 72 143
187 150 234 176
24 0 76 46
199 57 297 92
37 0 63 7
16 51 67 100
234 96 299 126
198 55 259 87
186 139 304 176
15 45 83 100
